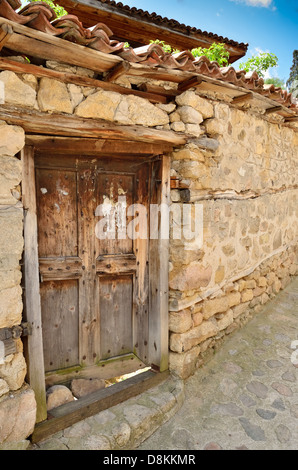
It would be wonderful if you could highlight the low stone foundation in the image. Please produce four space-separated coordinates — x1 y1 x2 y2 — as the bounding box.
169 246 297 379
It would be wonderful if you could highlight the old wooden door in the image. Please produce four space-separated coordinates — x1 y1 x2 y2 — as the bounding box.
35 153 150 382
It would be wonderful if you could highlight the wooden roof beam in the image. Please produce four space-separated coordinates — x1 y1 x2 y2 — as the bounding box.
56 0 247 63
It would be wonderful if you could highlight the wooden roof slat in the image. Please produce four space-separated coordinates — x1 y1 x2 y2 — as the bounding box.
0 17 123 72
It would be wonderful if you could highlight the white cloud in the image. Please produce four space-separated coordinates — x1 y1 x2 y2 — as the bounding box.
230 0 273 7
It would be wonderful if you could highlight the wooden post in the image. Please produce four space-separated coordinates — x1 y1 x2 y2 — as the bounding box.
21 146 47 423
149 156 170 372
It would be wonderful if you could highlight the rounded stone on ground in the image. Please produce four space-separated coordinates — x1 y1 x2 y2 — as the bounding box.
275 424 292 443
256 409 277 420
204 442 222 450
71 378 106 399
246 381 268 399
46 385 75 411
281 371 296 383
271 382 293 397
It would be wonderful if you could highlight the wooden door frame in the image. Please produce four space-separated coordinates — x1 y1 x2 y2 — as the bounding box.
21 136 171 422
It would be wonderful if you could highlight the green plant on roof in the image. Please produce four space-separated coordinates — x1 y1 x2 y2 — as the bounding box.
191 42 230 67
239 52 278 78
149 39 180 55
26 0 68 18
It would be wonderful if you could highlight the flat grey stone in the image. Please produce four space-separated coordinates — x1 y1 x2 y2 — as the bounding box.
271 399 286 412
275 424 292 443
171 428 194 450
211 403 244 417
256 409 277 420
246 381 268 399
266 360 283 369
239 394 257 408
193 137 219 151
253 349 266 356
281 371 296 383
252 369 266 377
223 362 242 374
239 418 266 441
219 378 238 396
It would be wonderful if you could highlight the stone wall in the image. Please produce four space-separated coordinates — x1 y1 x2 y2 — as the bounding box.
0 121 36 448
0 62 297 443
168 92 298 379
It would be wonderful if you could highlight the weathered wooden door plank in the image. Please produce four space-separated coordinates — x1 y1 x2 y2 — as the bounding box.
21 146 47 423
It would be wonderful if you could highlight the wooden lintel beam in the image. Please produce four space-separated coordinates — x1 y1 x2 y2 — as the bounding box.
178 76 203 93
232 93 253 105
0 105 187 145
265 105 283 115
25 135 174 155
104 61 131 82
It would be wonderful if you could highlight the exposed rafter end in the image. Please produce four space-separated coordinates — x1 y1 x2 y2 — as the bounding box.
0 23 13 51
178 76 203 93
232 92 253 105
104 61 130 82
284 116 298 123
264 105 283 115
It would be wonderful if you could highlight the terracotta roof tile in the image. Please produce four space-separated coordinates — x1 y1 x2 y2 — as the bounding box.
0 0 296 112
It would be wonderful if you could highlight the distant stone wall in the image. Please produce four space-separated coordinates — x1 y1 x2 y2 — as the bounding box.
168 92 298 379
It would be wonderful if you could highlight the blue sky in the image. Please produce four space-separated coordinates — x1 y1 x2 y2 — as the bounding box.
121 0 298 84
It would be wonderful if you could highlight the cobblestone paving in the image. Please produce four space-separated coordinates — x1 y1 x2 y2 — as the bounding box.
138 279 298 450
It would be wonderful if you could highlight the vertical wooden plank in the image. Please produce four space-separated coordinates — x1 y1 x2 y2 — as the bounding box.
133 164 150 364
40 280 79 372
35 168 78 258
99 275 133 359
149 156 170 371
21 146 47 423
78 165 99 365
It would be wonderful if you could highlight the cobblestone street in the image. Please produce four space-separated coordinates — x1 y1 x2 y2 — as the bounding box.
138 279 298 451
